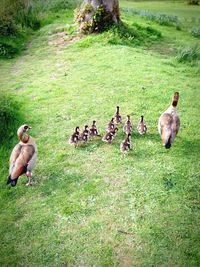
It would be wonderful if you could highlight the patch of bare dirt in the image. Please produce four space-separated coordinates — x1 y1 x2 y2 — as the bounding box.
148 43 175 57
48 32 82 46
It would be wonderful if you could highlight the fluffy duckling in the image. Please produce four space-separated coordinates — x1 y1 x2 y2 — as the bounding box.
69 126 80 146
137 115 147 135
80 125 90 143
123 115 132 135
114 106 122 124
90 120 100 137
120 133 132 153
158 92 180 149
106 117 115 132
102 128 118 143
7 124 37 187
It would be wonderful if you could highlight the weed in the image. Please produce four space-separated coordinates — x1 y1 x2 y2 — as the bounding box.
190 27 200 37
176 43 200 63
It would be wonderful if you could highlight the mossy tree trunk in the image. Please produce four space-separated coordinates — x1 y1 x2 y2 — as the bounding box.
76 0 120 33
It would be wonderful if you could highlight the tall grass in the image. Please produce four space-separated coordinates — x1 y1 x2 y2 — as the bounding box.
0 93 24 144
176 43 200 63
122 7 182 29
190 27 200 37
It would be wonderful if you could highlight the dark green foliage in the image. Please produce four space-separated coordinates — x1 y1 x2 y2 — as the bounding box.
187 0 199 5
0 93 23 144
107 22 162 47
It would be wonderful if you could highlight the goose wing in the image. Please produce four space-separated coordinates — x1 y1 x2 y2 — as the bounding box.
10 145 35 180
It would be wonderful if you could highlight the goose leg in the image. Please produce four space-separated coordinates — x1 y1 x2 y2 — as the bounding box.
26 171 33 186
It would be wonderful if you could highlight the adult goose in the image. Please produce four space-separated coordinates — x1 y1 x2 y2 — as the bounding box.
7 124 37 186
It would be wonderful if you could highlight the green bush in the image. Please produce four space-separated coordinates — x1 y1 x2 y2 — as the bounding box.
107 22 162 47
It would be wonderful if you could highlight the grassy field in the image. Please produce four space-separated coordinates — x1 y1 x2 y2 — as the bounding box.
0 1 200 266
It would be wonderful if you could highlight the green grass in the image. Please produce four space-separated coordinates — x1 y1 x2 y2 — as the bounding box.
0 1 200 266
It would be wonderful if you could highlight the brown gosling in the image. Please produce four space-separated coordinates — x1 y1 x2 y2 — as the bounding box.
80 125 90 143
137 115 147 135
69 126 80 147
114 106 122 124
107 117 115 132
7 124 37 187
120 133 132 153
123 115 133 135
90 120 100 137
158 92 180 149
102 128 118 143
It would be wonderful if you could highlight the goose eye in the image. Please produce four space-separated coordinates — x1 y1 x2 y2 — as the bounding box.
24 126 28 130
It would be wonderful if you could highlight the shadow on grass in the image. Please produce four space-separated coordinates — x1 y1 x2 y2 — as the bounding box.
76 137 105 152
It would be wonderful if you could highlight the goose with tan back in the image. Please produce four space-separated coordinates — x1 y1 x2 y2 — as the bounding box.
7 124 37 187
158 92 180 149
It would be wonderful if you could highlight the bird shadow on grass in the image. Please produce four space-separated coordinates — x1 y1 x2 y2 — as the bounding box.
76 137 104 152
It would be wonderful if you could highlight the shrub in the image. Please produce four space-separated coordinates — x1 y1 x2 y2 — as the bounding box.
176 43 200 63
190 27 200 37
107 22 162 47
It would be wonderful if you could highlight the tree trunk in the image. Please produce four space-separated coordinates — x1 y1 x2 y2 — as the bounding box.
76 0 120 33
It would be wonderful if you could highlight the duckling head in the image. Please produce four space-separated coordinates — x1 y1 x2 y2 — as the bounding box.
75 126 80 133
